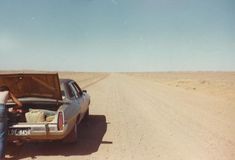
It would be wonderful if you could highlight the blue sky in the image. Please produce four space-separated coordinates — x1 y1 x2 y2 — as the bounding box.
0 0 234 72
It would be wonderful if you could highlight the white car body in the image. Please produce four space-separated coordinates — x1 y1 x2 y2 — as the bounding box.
0 72 90 143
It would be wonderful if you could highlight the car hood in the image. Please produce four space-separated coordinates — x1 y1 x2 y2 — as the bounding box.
0 72 62 100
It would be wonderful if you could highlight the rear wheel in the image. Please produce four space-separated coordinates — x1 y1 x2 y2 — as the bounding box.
83 108 89 122
63 117 79 143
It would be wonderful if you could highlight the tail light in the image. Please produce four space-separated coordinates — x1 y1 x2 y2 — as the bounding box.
57 112 64 131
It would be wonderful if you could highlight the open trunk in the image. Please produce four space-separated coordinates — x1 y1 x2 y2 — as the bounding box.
6 100 67 140
7 101 62 124
1 73 68 140
0 72 63 124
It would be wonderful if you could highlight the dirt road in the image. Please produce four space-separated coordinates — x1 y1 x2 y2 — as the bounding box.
6 73 235 160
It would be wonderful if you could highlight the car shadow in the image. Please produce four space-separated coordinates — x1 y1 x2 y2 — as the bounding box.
6 115 111 159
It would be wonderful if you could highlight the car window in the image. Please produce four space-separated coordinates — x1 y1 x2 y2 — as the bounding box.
69 82 82 98
61 90 65 96
67 84 76 98
72 82 82 96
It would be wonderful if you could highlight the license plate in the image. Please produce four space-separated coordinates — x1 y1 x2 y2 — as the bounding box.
8 128 31 136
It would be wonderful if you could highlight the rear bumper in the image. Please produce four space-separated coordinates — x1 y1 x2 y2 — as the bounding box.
7 123 69 141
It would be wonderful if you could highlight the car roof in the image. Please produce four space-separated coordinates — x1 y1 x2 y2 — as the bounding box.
59 78 73 84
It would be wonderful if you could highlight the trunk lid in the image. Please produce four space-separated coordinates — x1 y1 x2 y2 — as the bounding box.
0 72 62 100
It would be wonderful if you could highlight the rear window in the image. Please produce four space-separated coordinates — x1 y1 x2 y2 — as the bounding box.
61 90 65 96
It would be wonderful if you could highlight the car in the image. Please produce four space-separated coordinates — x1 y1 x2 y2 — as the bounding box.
0 72 90 143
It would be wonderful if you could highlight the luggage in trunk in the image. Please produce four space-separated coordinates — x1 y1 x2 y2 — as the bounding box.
25 110 45 123
7 104 58 124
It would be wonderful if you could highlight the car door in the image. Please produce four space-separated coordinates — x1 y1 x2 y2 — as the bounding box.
71 82 86 114
67 82 81 113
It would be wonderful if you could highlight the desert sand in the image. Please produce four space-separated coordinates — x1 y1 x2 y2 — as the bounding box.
6 72 235 160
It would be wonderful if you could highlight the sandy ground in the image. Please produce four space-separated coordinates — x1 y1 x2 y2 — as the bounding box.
5 72 235 160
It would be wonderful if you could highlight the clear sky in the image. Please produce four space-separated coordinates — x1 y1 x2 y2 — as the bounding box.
0 0 234 72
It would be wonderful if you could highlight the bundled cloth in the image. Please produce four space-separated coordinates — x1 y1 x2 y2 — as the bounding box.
25 109 56 123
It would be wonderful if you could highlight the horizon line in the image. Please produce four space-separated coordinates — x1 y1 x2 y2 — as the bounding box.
0 69 235 73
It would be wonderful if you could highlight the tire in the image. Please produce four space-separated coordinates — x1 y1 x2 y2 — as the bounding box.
63 119 79 143
83 108 89 122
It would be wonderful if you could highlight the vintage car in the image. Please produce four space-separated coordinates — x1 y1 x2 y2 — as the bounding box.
0 72 90 143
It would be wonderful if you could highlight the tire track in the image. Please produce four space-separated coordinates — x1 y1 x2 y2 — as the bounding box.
82 74 110 89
